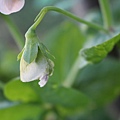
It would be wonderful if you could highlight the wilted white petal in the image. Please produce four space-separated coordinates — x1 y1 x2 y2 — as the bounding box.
0 0 25 15
38 75 49 87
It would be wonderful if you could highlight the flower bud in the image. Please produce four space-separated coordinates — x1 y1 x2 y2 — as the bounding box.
20 50 54 87
18 30 54 87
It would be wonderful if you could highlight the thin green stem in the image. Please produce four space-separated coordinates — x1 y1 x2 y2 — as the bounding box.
99 0 112 30
62 56 88 88
1 14 24 50
30 6 108 33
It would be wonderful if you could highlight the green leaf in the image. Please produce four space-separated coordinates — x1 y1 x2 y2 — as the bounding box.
76 58 120 106
4 78 39 102
80 33 120 63
67 107 112 120
23 35 39 64
0 104 42 120
41 85 91 109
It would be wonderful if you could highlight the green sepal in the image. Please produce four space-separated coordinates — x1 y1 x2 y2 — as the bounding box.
17 48 25 61
20 28 54 64
23 41 38 64
81 33 120 63
39 42 55 59
22 30 39 64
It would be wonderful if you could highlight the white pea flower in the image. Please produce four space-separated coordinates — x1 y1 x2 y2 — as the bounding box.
0 0 25 15
20 49 54 87
18 29 54 87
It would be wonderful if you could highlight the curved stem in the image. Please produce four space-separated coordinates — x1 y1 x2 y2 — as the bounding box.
99 0 112 30
62 56 88 88
28 6 109 87
1 14 24 50
30 6 108 33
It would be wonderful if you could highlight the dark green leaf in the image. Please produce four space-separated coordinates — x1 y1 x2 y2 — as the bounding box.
41 85 91 109
76 58 120 106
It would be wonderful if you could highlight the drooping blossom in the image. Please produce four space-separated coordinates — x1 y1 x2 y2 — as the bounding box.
20 50 54 87
18 30 54 87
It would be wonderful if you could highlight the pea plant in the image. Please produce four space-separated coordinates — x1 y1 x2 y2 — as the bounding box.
0 0 120 119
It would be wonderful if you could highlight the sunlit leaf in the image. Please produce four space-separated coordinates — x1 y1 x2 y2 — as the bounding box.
4 78 39 102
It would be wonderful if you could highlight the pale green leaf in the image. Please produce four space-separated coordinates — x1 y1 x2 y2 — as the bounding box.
81 33 120 63
4 78 39 102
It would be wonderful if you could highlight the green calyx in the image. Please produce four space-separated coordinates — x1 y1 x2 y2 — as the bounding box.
17 29 54 64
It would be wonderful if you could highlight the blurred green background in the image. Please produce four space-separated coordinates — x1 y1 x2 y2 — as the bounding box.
0 0 120 120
